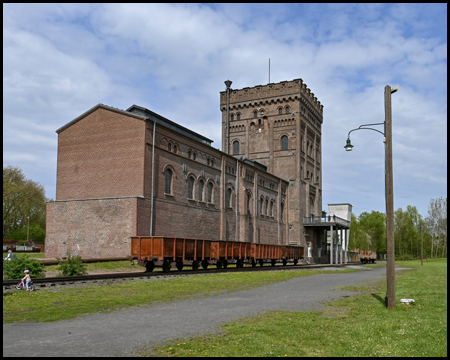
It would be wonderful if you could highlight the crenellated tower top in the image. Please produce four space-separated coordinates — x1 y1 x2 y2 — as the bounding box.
220 78 323 117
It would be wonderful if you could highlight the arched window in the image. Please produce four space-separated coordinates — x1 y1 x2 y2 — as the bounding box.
226 188 232 208
168 143 171 152
270 200 274 217
207 182 213 203
260 197 264 215
265 198 269 215
278 107 282 115
280 202 284 223
188 176 195 199
246 192 252 215
165 169 173 194
237 113 241 121
285 106 290 114
198 180 204 201
254 110 258 118
173 145 177 153
231 114 234 121
281 135 288 150
188 150 191 159
233 140 240 155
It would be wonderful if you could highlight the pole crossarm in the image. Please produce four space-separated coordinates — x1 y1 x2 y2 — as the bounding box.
347 123 385 138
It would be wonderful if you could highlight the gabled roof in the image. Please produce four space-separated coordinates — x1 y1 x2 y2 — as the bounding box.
55 103 147 134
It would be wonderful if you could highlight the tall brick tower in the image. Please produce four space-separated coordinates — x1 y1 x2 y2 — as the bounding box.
220 79 324 248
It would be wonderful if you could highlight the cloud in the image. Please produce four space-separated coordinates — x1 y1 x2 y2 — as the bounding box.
3 3 447 217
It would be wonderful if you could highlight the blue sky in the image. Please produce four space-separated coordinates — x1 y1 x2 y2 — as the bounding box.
3 3 447 219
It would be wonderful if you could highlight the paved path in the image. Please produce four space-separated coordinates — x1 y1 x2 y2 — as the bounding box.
3 266 398 357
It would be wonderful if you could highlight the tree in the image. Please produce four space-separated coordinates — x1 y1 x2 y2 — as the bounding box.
3 166 49 238
358 211 386 253
348 213 370 250
427 197 447 258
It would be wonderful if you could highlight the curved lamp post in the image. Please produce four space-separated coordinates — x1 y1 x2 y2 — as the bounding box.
345 85 399 309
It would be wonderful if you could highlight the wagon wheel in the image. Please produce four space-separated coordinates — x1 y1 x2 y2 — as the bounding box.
192 260 199 271
271 259 276 267
223 260 228 269
293 259 298 266
258 259 264 267
162 260 172 273
282 259 288 266
201 260 209 270
216 260 223 270
145 260 155 272
251 259 256 268
176 260 184 271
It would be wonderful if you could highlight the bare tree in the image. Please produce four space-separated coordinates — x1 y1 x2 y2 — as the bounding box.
427 197 447 258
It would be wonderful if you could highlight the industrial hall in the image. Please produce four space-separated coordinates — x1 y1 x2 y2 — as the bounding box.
45 78 350 264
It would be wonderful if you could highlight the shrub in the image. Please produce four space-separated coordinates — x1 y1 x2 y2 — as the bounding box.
3 253 45 279
57 253 87 276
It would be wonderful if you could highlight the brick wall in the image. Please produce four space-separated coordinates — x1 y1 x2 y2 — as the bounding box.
56 108 146 200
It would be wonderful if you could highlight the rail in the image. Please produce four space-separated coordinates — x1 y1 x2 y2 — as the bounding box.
303 215 350 228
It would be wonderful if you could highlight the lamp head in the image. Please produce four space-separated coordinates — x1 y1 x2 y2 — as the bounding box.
344 138 354 151
391 85 400 94
225 80 232 89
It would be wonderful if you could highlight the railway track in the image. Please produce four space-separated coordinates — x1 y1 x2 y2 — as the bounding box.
3 262 356 291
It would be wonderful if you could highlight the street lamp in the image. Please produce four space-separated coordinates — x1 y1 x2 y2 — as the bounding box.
344 85 399 309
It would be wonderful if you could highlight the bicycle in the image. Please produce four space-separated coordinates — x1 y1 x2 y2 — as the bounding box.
16 279 35 291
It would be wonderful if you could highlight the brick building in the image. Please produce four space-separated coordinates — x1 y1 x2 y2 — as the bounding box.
46 78 349 263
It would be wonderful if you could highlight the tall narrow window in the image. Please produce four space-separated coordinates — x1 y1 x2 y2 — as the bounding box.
285 106 290 114
270 201 274 217
207 182 213 203
226 188 232 208
280 202 284 223
165 169 173 194
265 199 269 215
231 114 234 121
233 140 240 155
281 135 288 150
198 180 204 201
188 176 194 199
260 197 264 214
254 110 258 118
278 107 282 115
237 113 241 121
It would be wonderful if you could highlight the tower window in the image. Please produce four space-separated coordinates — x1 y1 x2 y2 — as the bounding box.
285 106 290 114
254 110 258 118
233 140 240 155
231 114 234 121
237 113 241 121
226 188 232 208
281 135 288 150
278 107 282 115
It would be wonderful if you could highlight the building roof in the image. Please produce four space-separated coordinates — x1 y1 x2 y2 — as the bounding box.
126 105 213 146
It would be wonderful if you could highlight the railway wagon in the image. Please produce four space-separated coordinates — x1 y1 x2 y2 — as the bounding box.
130 236 304 272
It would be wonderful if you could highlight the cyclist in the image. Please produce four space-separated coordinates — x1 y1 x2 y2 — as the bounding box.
22 270 32 291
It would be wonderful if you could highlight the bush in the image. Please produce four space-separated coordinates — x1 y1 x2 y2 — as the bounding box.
3 253 45 279
57 253 87 276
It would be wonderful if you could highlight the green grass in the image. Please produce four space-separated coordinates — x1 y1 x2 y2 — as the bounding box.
3 252 46 259
3 268 357 324
141 258 447 357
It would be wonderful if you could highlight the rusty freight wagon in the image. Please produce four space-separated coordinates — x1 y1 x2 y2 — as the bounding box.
130 236 304 272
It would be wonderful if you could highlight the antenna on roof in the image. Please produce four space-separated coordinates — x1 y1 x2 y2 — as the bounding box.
269 58 270 84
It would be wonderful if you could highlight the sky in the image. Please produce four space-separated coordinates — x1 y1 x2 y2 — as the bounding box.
3 3 447 219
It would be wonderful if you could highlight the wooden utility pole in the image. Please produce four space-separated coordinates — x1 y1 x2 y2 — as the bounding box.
384 85 396 309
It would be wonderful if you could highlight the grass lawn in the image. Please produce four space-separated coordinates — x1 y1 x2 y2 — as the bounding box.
3 267 357 324
143 258 447 357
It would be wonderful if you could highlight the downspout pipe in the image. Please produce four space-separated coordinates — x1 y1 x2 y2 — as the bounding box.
150 119 156 236
236 159 239 241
